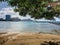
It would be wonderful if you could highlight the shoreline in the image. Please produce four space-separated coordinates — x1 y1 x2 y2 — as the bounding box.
0 32 60 45
0 31 60 35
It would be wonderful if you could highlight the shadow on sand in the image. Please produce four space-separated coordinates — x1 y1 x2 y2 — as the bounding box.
41 41 60 45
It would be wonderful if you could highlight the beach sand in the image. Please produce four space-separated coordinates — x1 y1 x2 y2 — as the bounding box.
0 32 60 45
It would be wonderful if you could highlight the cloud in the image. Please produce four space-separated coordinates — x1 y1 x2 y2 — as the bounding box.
0 2 60 21
0 7 18 19
54 17 60 21
0 2 9 10
0 7 31 19
0 7 60 21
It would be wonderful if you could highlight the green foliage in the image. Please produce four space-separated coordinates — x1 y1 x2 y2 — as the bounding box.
54 5 60 17
0 0 8 2
1 0 60 20
43 11 55 20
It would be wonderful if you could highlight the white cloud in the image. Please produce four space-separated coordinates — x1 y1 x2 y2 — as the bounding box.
0 7 60 21
54 17 60 21
0 2 60 21
35 18 51 21
0 7 31 19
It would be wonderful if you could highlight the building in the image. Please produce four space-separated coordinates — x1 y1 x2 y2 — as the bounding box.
0 18 4 21
21 19 33 21
5 15 11 21
11 17 21 21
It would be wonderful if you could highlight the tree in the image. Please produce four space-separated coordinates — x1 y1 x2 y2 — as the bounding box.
0 0 8 2
55 5 60 17
1 0 60 20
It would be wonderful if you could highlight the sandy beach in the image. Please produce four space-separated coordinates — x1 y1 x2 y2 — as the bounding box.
0 32 60 45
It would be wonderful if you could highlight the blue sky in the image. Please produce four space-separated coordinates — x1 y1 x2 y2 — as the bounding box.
0 2 9 10
0 2 31 20
0 2 60 21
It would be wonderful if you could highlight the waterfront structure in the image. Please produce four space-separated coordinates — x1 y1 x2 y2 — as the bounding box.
5 15 11 21
0 18 5 21
11 17 21 21
0 15 21 21
21 19 33 21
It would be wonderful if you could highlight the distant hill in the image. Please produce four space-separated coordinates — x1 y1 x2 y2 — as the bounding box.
49 21 60 25
21 19 33 21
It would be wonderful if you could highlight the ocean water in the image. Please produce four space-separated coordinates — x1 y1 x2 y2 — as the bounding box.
0 21 60 33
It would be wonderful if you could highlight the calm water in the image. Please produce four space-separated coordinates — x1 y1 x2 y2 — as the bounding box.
0 21 60 33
